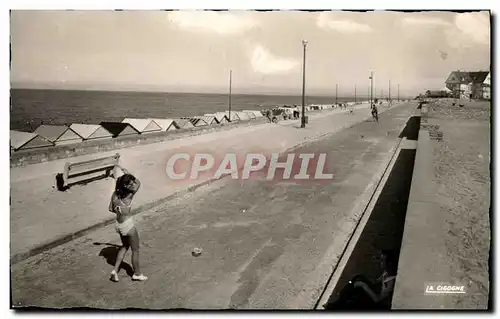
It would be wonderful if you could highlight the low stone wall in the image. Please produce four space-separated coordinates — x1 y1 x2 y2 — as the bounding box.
10 117 268 168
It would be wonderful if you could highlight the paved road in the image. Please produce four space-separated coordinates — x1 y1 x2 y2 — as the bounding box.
11 103 416 309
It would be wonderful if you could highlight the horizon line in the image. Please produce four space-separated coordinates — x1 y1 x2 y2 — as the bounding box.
10 83 415 98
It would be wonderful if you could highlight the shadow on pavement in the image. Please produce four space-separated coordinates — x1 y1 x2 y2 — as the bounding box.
323 148 417 311
398 116 421 140
95 243 134 277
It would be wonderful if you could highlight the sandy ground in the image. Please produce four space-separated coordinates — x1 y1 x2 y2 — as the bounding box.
428 101 491 308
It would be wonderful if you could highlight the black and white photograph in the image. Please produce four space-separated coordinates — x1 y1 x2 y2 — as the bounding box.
7 2 494 312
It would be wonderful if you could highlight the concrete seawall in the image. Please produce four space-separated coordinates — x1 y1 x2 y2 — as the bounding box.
11 116 269 168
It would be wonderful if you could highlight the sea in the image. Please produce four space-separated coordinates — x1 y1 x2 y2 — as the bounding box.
10 89 360 132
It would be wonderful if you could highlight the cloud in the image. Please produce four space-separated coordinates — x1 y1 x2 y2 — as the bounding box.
316 12 372 33
250 45 299 74
401 16 451 26
167 11 257 35
454 12 490 45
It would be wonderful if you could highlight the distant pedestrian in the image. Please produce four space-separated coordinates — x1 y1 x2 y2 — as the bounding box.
265 109 272 123
108 165 148 282
293 105 300 119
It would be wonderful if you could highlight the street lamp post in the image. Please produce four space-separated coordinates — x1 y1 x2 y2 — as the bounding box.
369 72 374 107
228 69 232 122
301 40 308 128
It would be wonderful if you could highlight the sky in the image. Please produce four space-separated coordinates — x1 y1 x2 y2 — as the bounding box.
10 10 491 96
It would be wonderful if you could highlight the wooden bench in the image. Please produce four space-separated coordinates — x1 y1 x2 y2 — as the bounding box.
59 153 120 190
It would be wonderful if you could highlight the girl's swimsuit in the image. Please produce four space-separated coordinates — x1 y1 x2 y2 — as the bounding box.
110 194 135 236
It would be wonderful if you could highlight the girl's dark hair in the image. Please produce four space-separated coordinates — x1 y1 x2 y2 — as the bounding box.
115 174 136 198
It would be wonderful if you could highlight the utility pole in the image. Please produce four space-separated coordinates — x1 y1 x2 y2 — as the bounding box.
389 80 391 102
228 69 232 122
354 84 357 104
398 84 400 101
301 40 308 128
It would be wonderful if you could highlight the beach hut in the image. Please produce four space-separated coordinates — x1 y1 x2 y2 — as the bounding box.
235 111 251 121
99 122 140 138
173 119 196 129
69 124 113 141
121 118 162 134
193 115 218 125
223 111 240 121
181 117 209 127
205 113 229 124
243 111 257 119
149 119 180 132
243 110 263 118
34 124 83 146
10 130 53 151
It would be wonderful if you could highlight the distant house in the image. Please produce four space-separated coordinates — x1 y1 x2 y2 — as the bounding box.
445 70 490 99
425 90 450 98
483 72 491 100
34 124 83 146
10 130 53 151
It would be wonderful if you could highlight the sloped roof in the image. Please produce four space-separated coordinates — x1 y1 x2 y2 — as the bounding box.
173 119 195 128
34 125 68 142
69 124 100 139
181 117 209 127
446 71 490 84
223 112 240 121
244 111 257 119
190 115 216 124
10 130 53 150
204 113 229 123
100 122 139 137
69 124 112 139
149 119 180 131
122 118 162 132
210 112 231 122
235 111 251 121
468 71 489 83
446 71 471 84
56 128 83 143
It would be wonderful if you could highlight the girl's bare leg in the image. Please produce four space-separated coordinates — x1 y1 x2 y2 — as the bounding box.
113 246 129 273
129 228 148 281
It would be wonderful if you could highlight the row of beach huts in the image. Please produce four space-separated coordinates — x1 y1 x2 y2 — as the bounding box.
10 103 354 152
10 110 267 152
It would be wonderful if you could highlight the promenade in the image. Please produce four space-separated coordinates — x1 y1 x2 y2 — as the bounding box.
11 101 416 309
11 102 391 262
